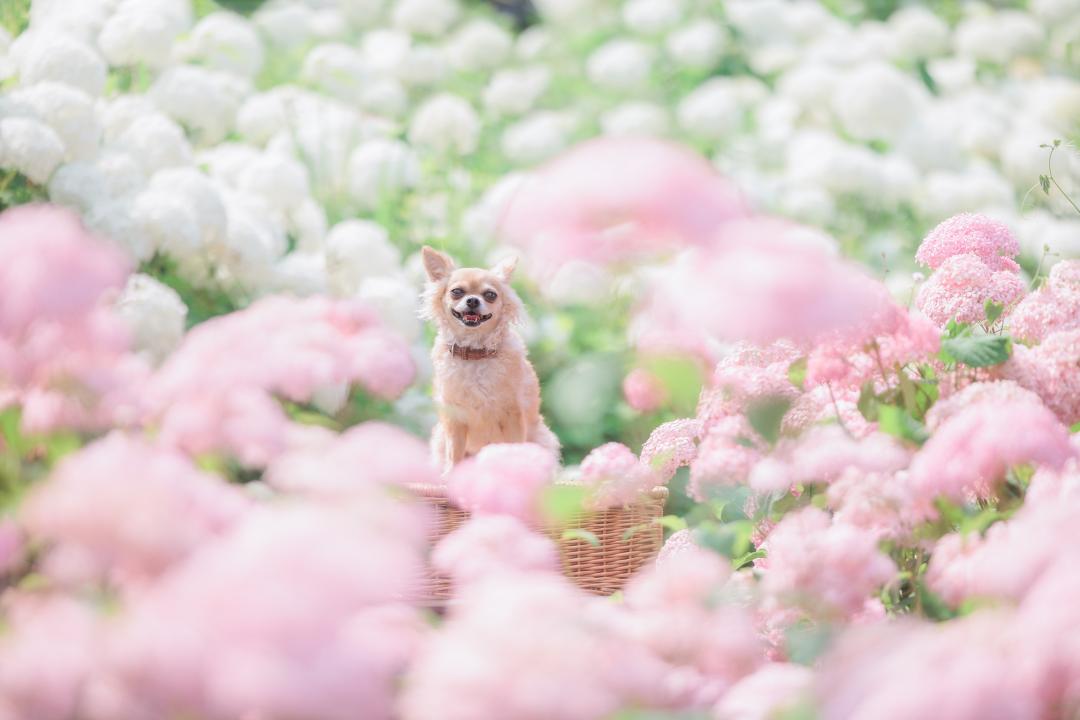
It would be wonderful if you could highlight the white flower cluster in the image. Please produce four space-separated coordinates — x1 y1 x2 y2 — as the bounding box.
1 0 1078 359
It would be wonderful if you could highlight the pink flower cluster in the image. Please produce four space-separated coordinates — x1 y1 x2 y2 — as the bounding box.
446 443 558 523
1008 260 1080 342
577 442 660 509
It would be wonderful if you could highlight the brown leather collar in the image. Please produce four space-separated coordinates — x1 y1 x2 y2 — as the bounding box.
448 343 498 360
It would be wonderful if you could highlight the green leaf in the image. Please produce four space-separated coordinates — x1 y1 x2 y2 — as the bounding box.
561 528 601 547
944 319 968 339
732 548 766 569
539 484 589 525
984 299 1004 324
654 515 688 533
787 357 807 390
877 404 929 445
1040 174 1051 195
1071 421 1080 433
746 396 791 445
692 520 753 560
857 381 879 422
940 334 1012 368
785 622 833 666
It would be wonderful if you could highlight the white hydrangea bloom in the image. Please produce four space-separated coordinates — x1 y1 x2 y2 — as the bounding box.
622 0 682 35
11 32 106 96
361 29 411 76
1016 210 1080 259
776 62 838 116
831 63 924 144
515 27 551 60
357 77 408 118
1032 0 1079 23
98 0 188 69
600 101 670 137
446 19 512 71
149 167 228 250
1024 78 1080 135
131 188 201 258
0 25 13 54
887 6 950 61
197 142 261 186
309 8 350 40
48 161 109 211
338 0 385 28
175 12 264 78
287 197 328 252
665 19 726 70
236 152 311 213
325 219 401 296
677 79 746 141
545 261 614 306
99 95 156 143
270 252 329 297
346 138 420 211
408 93 480 155
9 82 101 162
392 0 461 37
149 66 248 146
219 190 289 290
0 116 65 183
86 198 154 261
112 112 193 175
483 66 550 117
355 275 422 342
532 0 606 25
95 151 145 198
399 44 448 87
955 11 1044 65
116 273 188 365
915 164 1015 221
586 40 653 91
301 43 371 103
253 2 315 50
459 172 526 249
501 111 573 165
236 92 290 145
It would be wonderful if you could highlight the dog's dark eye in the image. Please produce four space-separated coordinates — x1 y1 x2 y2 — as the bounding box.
483 291 498 302
450 288 465 298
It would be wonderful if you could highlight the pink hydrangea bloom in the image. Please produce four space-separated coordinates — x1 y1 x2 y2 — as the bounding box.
622 368 667 413
699 342 800 424
433 515 560 585
21 433 249 588
641 418 702 482
915 253 1026 327
145 297 415 465
783 426 912 486
781 385 874 438
655 528 699 566
908 398 1074 515
925 380 1043 431
446 443 558 523
806 311 940 390
266 421 438 497
689 416 764 501
758 508 897 619
1004 329 1080 425
915 213 1020 272
400 574 674 720
499 137 748 278
826 469 917 541
1008 261 1080 342
109 501 427 720
578 442 660 509
713 663 813 720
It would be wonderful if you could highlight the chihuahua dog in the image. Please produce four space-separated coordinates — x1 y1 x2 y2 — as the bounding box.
421 246 560 470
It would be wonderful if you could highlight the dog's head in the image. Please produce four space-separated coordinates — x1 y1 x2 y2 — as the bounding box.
420 246 522 342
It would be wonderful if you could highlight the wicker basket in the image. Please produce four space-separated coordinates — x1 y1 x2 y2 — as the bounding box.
409 483 668 604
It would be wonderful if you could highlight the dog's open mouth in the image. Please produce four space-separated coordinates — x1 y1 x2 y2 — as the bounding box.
451 309 493 327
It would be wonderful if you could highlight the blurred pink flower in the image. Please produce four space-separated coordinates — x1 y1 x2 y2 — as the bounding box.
915 213 1020 272
805 311 940 390
0 520 21 576
826 469 917 541
915 253 1025 327
713 663 813 720
433 515 559 585
446 443 558 523
698 342 800 424
782 426 912 486
21 433 249 588
145 296 415 465
908 398 1074 515
1008 261 1080 342
925 380 1043 431
655 528 700 566
1004 328 1080 425
689 416 764 501
641 418 702 482
578 442 660 509
499 137 748 277
759 508 896 619
622 368 667 413
109 501 427 720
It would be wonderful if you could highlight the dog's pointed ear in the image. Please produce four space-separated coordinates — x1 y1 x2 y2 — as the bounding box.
491 255 518 282
422 246 455 282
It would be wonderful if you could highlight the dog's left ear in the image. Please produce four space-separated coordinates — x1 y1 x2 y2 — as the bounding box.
422 246 455 282
491 255 518 282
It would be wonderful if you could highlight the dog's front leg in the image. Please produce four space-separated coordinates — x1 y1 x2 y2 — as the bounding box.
444 421 468 469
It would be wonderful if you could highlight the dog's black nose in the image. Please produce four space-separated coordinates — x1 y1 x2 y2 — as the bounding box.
466 297 480 309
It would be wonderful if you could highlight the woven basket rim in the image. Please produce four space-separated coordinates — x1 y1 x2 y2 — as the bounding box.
406 482 669 503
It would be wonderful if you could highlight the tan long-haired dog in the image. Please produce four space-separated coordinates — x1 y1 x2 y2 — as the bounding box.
421 246 560 470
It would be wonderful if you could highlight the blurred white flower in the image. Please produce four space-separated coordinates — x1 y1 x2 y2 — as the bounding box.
1032 0 1079 23
532 0 606 25
358 77 408 118
0 116 65 183
600 101 670 137
236 91 290 145
915 164 1014 221
270 252 330 297
586 40 653 91
150 66 248 146
447 20 512 71
355 275 422 342
392 0 461 36
311 381 350 415
9 82 101 162
501 111 573 165
831 63 924 144
149 167 228 251
361 29 411 76
622 0 682 34
483 66 550 117
887 6 950 61
399 44 448 87
112 112 193 175
116 273 188 364
96 150 146 198
175 12 264 78
86 198 154 260
98 0 188 69
515 27 552 60
338 0 385 28
220 190 289 289
11 32 106 96
253 2 315 49
677 78 751 141
99 95 156 143
131 188 201 257
237 153 311 213
408 93 480 155
1016 210 1080 260
955 10 1044 66
926 57 977 95
301 43 370 103
309 8 350 40
665 19 726 70
325 219 401 296
545 261 614 306
460 172 526 249
347 138 420 211
287 198 329 252
48 161 109 211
